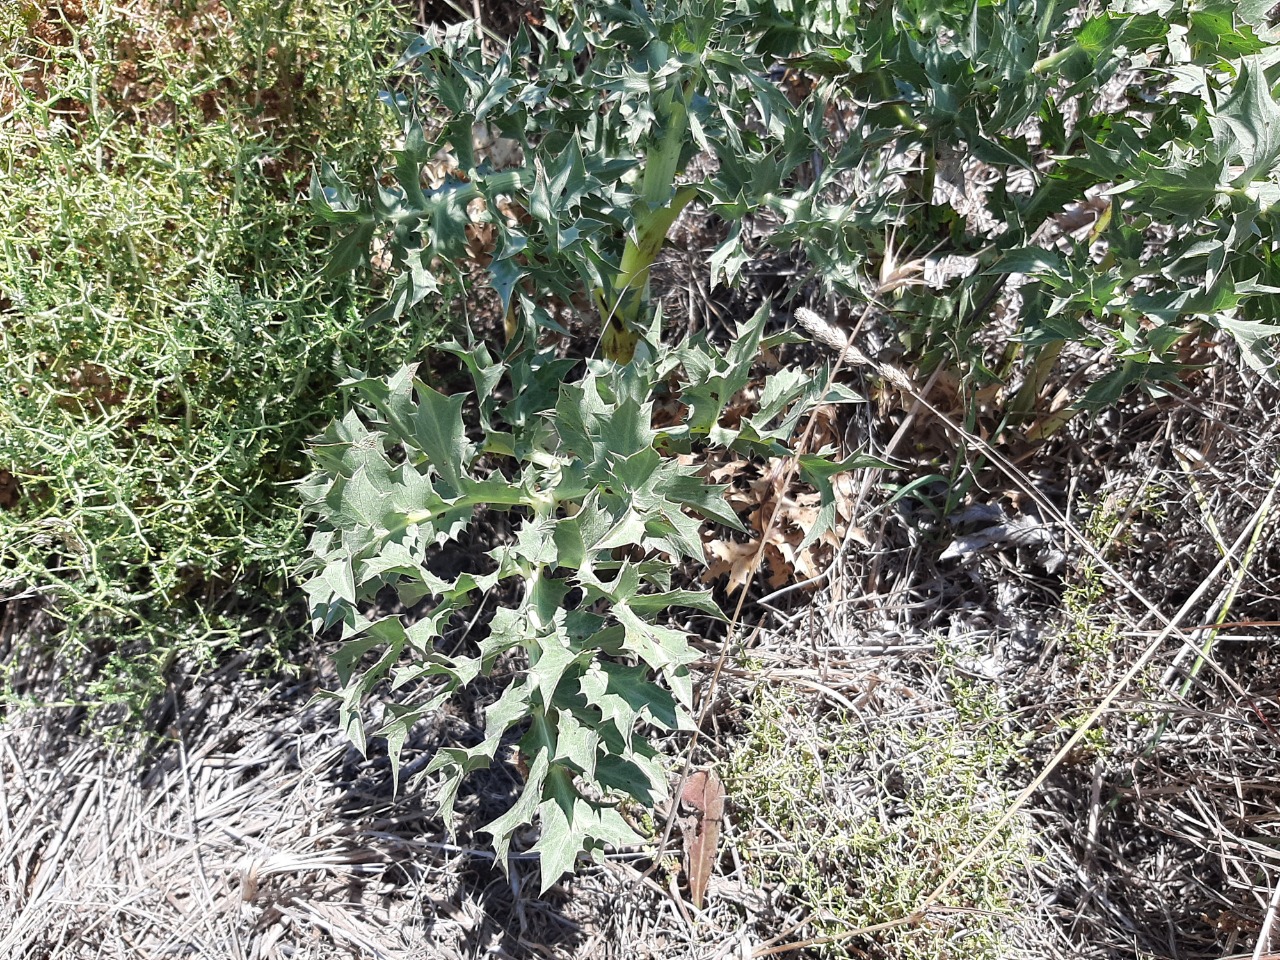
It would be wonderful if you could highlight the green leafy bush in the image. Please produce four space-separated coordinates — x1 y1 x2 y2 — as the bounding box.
0 0 427 707
299 306 866 886
824 0 1280 413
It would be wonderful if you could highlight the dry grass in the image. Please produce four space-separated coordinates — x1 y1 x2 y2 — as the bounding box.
1015 356 1280 960
0 607 778 959
0 648 432 958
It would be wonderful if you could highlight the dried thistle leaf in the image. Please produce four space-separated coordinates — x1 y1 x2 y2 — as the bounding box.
679 769 725 910
703 539 760 595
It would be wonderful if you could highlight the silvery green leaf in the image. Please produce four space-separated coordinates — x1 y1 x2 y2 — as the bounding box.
484 751 549 870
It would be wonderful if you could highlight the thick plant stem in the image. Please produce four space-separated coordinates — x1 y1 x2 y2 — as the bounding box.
602 186 698 355
1032 43 1077 76
600 88 695 363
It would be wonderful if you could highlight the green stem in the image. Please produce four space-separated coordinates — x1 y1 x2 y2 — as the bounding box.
640 88 689 207
595 73 703 362
1032 43 1078 76
615 186 698 306
874 70 927 134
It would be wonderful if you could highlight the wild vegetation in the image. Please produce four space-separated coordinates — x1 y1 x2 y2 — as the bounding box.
3 0 1280 958
0 0 430 709
308 0 1280 884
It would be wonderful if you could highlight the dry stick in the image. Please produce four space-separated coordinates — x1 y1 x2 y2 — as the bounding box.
1 774 95 956
1254 873 1280 960
754 916 925 957
1157 452 1260 691
1145 466 1280 759
641 303 874 885
0 735 11 889
755 465 1275 958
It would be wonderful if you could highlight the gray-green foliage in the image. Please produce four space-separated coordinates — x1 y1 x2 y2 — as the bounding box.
311 0 879 361
299 305 865 887
300 0 1280 894
315 0 1280 415
799 0 1280 403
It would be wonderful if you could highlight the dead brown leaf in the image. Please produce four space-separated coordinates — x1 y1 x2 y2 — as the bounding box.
704 452 861 593
708 459 750 484
679 769 725 911
801 403 843 452
703 538 760 595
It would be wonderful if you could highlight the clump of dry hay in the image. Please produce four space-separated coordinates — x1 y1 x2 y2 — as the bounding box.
0 646 446 959
0 621 792 960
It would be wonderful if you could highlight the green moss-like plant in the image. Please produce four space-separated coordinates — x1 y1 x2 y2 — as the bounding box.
728 679 1035 959
0 0 439 711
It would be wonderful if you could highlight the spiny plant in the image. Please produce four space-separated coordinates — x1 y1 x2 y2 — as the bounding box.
792 0 1280 420
298 305 868 887
315 0 1280 429
311 0 876 362
304 0 882 879
302 0 1280 892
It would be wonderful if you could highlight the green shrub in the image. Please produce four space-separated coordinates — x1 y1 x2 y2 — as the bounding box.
0 0 436 710
318 0 1280 426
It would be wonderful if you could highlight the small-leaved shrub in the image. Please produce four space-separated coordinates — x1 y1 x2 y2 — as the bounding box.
0 0 430 708
728 679 1034 960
